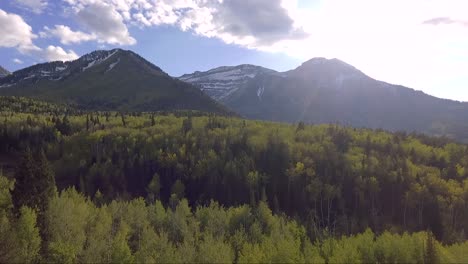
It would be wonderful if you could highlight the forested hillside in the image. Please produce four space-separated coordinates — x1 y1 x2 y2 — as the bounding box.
0 96 467 263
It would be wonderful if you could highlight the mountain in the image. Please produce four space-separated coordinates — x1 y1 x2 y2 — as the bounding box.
0 49 228 113
0 66 10 78
179 64 277 100
187 58 468 141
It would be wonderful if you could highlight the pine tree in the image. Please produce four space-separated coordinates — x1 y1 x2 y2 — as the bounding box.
11 148 36 212
35 150 57 213
121 113 127 127
151 115 156 126
12 149 56 214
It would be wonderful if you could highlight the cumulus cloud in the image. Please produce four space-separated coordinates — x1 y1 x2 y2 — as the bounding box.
209 0 308 45
0 9 41 54
423 17 468 27
59 0 306 48
42 25 96 44
14 0 47 14
13 58 24 64
144 0 308 46
43 45 79 61
76 2 136 45
0 9 78 62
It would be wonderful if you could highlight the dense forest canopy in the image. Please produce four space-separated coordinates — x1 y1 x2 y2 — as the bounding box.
0 96 467 263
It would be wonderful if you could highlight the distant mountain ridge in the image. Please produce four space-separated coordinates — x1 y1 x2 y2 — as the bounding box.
0 66 9 78
0 49 229 114
179 64 277 100
183 58 468 142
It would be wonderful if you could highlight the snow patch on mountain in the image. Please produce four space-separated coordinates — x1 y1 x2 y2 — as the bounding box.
56 66 67 71
179 64 276 101
0 49 123 87
106 58 120 73
83 61 96 71
23 75 35 80
82 49 119 72
257 86 265 100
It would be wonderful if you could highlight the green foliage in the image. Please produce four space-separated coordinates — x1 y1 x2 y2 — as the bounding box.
0 174 13 214
425 232 441 264
145 173 161 204
1 182 467 263
11 206 41 263
110 223 135 264
0 96 468 263
46 188 91 263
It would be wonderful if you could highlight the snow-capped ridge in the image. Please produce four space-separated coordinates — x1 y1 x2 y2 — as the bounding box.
81 49 119 72
179 64 276 100
0 48 126 87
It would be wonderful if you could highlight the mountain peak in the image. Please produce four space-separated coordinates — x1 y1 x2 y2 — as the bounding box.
291 57 365 80
300 57 356 70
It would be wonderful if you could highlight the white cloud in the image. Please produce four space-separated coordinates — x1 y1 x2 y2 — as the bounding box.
209 0 308 45
423 17 468 27
13 58 24 64
75 2 136 45
0 9 41 54
135 0 308 47
43 25 96 44
0 9 79 63
14 0 47 14
60 0 305 48
43 45 79 61
144 1 179 25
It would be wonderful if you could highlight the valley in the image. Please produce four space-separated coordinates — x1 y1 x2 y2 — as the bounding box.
0 51 467 263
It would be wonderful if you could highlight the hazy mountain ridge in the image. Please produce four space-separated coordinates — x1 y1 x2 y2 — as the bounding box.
0 49 229 114
189 58 468 142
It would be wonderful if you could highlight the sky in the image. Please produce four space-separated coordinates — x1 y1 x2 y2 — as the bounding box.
0 0 467 101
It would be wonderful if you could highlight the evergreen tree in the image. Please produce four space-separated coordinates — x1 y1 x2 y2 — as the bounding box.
151 114 156 126
35 150 57 213
11 148 36 212
121 113 127 127
12 148 56 214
